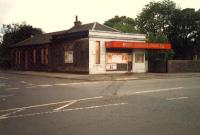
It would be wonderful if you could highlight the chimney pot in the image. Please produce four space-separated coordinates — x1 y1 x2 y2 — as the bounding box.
74 15 82 27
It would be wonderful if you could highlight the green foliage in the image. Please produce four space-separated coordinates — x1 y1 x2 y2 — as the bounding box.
136 0 200 60
0 22 43 69
168 8 200 59
2 22 43 46
146 50 174 60
104 16 138 33
136 0 177 35
147 33 168 43
146 33 172 60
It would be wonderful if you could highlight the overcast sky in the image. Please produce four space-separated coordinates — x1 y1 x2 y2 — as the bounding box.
0 0 199 33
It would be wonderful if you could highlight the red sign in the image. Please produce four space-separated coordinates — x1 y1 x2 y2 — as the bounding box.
105 41 171 50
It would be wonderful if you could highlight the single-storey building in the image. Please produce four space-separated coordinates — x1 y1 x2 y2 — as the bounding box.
11 17 171 74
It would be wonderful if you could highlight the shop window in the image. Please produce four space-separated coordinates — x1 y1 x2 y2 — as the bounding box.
33 49 37 65
45 48 48 65
95 41 100 64
64 51 73 63
135 52 144 63
40 48 44 64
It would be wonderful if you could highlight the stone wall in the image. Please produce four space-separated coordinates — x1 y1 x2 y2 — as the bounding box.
148 60 200 73
167 60 200 73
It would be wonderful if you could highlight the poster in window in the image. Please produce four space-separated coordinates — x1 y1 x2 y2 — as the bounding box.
106 53 128 64
64 51 73 63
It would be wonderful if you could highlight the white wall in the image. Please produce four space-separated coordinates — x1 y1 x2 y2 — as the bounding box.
88 31 146 74
89 38 106 74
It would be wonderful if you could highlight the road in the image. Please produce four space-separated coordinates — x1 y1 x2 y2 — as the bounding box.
0 72 200 135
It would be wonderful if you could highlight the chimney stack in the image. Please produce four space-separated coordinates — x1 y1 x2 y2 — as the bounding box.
74 15 82 27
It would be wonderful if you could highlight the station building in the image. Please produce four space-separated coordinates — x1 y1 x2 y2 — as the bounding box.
11 17 171 74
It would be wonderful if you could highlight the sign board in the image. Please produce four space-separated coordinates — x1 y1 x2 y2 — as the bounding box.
64 51 73 63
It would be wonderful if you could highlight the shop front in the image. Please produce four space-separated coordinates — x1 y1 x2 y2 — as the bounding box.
105 41 171 73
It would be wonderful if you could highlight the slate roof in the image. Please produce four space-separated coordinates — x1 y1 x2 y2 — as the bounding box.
67 22 119 33
12 22 120 47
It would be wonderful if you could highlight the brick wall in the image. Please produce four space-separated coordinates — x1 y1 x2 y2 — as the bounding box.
11 44 51 71
51 38 89 73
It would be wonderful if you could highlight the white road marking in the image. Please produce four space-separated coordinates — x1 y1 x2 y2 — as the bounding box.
20 81 27 83
0 77 9 80
115 78 138 81
167 97 189 101
0 96 103 112
0 102 128 120
0 116 7 120
37 84 52 87
54 100 77 111
53 96 103 111
0 83 6 87
26 86 37 89
24 81 111 89
134 87 184 94
53 81 110 86
6 88 19 90
54 83 71 86
0 95 13 98
0 108 24 118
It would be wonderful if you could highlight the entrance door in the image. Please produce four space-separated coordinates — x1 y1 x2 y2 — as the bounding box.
25 50 29 70
133 50 145 73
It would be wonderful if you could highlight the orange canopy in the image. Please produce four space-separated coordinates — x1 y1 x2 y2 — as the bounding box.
105 41 171 50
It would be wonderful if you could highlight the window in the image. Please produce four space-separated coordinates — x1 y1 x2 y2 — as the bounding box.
45 48 48 65
15 51 18 64
135 52 144 63
64 51 73 63
40 48 49 65
33 49 36 65
95 41 100 64
18 51 20 64
15 50 20 64
40 48 44 64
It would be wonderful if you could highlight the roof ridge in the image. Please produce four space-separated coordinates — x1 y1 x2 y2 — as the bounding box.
92 22 97 30
99 22 120 32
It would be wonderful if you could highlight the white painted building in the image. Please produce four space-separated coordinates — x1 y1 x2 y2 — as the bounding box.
89 30 147 74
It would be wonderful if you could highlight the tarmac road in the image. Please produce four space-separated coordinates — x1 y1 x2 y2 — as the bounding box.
0 72 200 135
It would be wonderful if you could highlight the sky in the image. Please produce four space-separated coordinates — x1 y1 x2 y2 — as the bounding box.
0 0 200 33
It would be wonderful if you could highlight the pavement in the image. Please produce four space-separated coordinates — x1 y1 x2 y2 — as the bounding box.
1 70 200 81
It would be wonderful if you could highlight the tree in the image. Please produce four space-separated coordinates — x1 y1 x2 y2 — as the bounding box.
104 16 138 33
136 0 177 36
146 33 174 60
2 22 43 46
168 8 200 59
0 22 43 69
